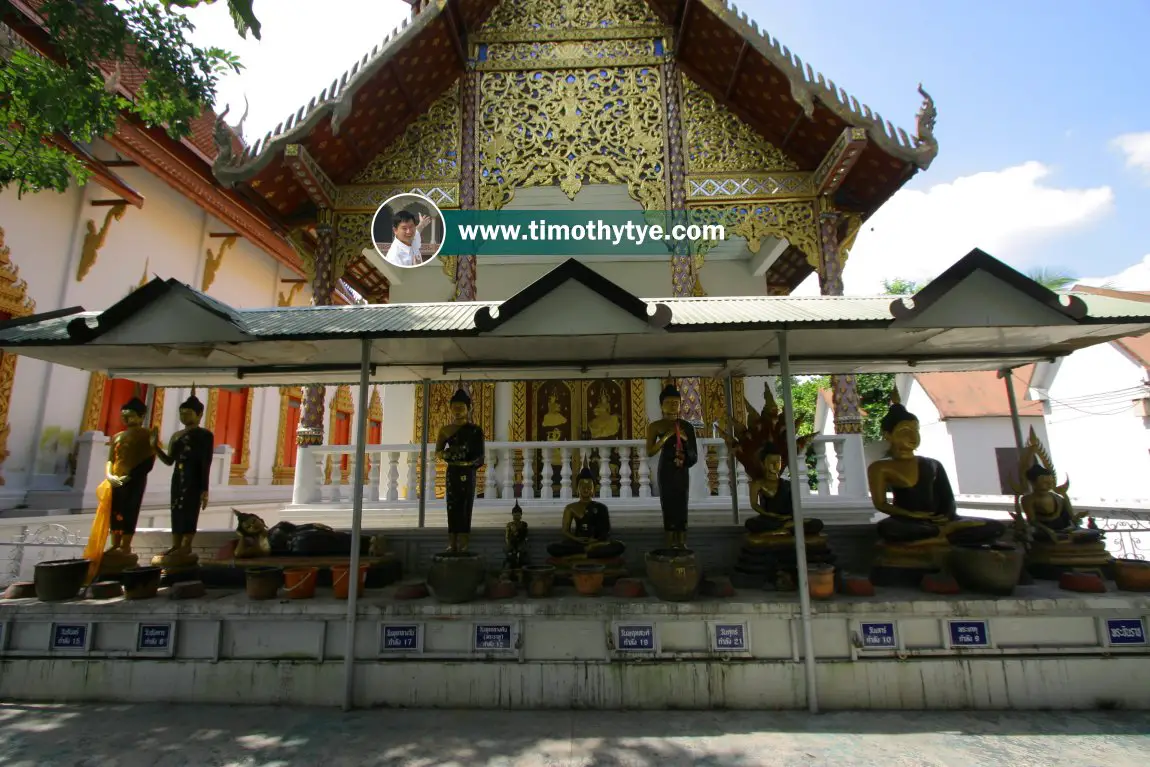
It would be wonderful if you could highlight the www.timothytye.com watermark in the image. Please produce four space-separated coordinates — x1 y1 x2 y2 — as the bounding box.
456 219 725 247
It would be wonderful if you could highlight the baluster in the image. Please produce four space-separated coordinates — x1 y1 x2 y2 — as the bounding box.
523 447 537 500
638 450 651 498
337 453 349 502
367 450 381 502
559 448 572 499
598 447 611 498
501 448 515 500
404 452 417 500
833 438 846 495
735 462 749 507
717 441 731 498
484 447 498 499
796 451 812 498
385 452 400 501
424 456 436 505
816 446 832 496
314 452 327 502
619 446 633 498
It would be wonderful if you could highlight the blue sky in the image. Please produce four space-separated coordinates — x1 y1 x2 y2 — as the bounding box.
189 0 1150 291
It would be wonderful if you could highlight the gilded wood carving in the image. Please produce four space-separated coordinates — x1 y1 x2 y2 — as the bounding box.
350 82 461 184
692 201 821 268
681 75 800 175
277 282 304 307
479 0 660 38
76 203 127 282
0 226 35 484
202 235 238 292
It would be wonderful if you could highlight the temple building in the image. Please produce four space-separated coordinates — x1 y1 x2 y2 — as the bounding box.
0 0 936 512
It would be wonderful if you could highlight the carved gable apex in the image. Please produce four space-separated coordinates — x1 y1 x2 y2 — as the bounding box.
350 81 461 184
682 74 800 174
478 0 661 37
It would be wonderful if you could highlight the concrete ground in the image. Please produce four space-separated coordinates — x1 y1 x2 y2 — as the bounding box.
0 704 1146 766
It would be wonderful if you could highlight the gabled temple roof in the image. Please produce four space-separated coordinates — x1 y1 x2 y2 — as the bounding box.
3 250 1150 386
213 0 936 219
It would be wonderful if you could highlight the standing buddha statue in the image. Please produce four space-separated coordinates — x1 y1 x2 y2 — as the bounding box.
646 382 698 549
435 387 485 553
82 396 156 579
866 390 1006 585
151 390 214 569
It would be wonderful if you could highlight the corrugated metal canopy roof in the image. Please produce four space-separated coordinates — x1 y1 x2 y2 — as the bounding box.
2 253 1148 387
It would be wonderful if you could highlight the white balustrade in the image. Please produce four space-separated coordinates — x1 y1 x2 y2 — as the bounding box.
287 435 869 509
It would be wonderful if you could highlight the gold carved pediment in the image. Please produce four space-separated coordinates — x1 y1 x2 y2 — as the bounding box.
478 0 661 39
350 81 462 185
682 75 801 175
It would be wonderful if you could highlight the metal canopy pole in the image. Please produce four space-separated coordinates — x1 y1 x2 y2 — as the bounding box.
342 338 372 712
724 374 739 524
777 331 819 714
1000 368 1025 451
417 380 431 528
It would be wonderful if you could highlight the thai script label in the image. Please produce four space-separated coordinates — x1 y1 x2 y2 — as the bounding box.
1106 619 1147 646
617 624 655 651
381 624 421 652
948 620 989 648
712 624 747 652
860 622 897 648
51 623 87 650
474 624 513 651
137 623 171 651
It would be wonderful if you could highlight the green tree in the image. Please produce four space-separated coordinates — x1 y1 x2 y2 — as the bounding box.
881 277 922 295
1 1 260 198
1027 267 1076 291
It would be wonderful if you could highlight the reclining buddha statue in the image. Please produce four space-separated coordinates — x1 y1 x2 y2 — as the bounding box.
1012 426 1112 579
867 390 1006 586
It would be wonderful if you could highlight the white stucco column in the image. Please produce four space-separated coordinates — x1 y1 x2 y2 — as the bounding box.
494 382 512 440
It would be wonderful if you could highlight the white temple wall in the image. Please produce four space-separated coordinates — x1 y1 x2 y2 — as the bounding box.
1044 342 1150 500
0 138 300 500
945 416 1046 496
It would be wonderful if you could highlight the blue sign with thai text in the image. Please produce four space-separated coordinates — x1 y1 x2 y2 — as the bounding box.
860 622 897 648
617 624 656 651
1106 619 1147 646
136 623 171 651
713 624 747 652
948 620 989 648
51 623 87 650
382 624 421 652
474 624 513 651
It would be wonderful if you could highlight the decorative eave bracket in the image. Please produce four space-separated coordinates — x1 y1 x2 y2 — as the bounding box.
812 128 868 198
284 144 338 208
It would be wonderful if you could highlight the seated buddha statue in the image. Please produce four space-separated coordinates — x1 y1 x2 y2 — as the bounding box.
546 467 626 560
503 501 530 577
1014 427 1111 577
745 443 824 538
867 392 1006 583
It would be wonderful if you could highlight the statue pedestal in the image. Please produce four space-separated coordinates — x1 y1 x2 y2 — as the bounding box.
733 533 835 590
870 538 950 588
97 550 139 577
1026 539 1114 581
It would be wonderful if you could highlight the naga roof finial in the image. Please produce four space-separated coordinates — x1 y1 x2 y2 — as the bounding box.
914 83 938 152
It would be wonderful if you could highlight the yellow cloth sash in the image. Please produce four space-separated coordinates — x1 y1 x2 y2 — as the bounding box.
82 480 113 583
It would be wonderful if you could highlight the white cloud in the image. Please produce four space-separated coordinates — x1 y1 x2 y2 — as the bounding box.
793 162 1114 295
1078 253 1150 291
1112 132 1150 177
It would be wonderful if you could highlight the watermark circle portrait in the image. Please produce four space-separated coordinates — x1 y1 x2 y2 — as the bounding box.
371 193 446 269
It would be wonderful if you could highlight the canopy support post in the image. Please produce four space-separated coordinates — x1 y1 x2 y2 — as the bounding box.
341 338 372 712
724 373 739 524
418 380 431 529
1000 367 1025 451
777 331 819 714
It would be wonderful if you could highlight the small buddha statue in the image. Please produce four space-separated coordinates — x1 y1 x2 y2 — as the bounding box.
1014 427 1111 577
646 382 698 549
435 387 485 553
746 442 824 538
547 467 626 560
503 501 530 576
82 396 156 580
151 390 214 568
867 391 1006 583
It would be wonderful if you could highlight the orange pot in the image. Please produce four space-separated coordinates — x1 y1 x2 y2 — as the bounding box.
808 564 835 600
572 563 605 596
332 564 369 599
1114 559 1150 592
283 567 318 600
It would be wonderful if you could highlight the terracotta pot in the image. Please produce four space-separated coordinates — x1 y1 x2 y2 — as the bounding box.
121 566 163 600
33 559 90 602
88 580 124 600
486 579 517 599
807 564 835 600
245 566 282 600
1114 559 1150 592
283 567 318 600
331 564 369 599
2 582 36 599
644 548 701 602
613 577 647 599
949 544 1025 596
572 563 605 596
1060 571 1107 593
394 580 429 600
426 552 485 604
523 565 556 598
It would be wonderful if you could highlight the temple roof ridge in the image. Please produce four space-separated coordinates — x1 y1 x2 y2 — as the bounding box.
705 0 937 169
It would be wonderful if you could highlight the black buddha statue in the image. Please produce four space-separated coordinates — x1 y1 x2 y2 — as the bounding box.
152 390 214 568
434 387 485 553
547 467 626 560
503 500 530 577
645 382 698 548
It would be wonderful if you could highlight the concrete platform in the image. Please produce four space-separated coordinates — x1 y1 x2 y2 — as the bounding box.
0 580 1147 710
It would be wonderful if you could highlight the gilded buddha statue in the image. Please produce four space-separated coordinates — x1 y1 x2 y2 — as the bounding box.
867 391 1006 585
151 390 214 569
1012 426 1112 578
435 387 485 553
82 397 156 579
547 466 626 560
646 382 698 549
746 443 824 538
